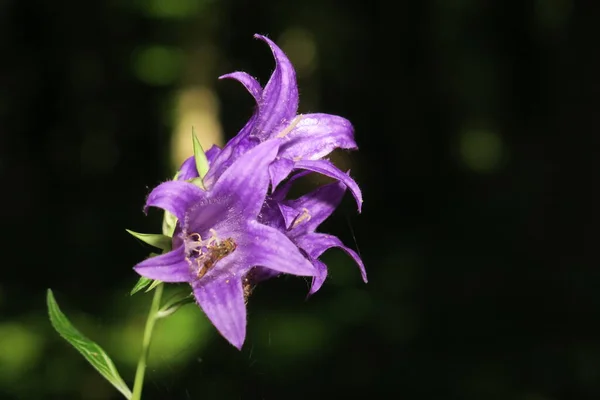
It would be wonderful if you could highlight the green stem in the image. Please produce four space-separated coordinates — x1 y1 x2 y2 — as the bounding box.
131 283 164 400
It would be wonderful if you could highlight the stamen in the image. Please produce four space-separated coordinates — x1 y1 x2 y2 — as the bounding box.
276 115 303 138
292 208 311 228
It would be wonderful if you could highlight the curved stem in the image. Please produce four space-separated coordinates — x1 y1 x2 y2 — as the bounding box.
131 283 164 400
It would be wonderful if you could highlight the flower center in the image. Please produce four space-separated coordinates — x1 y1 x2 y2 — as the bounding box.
184 229 237 278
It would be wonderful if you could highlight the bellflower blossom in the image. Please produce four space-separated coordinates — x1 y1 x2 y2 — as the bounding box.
192 34 363 211
134 140 317 349
255 176 368 295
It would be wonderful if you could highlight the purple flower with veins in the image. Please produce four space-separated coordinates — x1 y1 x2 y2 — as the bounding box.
134 140 317 349
199 34 362 211
253 174 367 295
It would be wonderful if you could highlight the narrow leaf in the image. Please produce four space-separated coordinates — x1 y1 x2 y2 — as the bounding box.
130 276 152 295
192 129 210 179
156 291 194 319
46 289 132 399
125 230 171 251
162 210 177 237
145 279 163 293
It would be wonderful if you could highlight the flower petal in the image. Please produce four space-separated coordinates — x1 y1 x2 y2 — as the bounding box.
253 34 299 139
285 181 346 235
211 139 280 218
177 156 198 181
308 258 328 296
203 132 259 189
270 170 312 202
177 146 221 182
192 276 247 349
205 144 222 164
278 203 300 230
133 246 194 282
244 220 316 277
279 114 357 160
293 159 363 212
145 180 206 221
219 71 263 103
296 232 367 283
269 157 295 190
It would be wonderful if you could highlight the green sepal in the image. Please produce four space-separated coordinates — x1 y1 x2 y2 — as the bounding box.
192 129 209 179
156 291 194 319
130 276 152 295
46 289 132 399
125 230 171 251
145 278 163 293
162 211 177 238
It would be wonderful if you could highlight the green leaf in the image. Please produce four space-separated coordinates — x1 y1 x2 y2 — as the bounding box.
145 279 163 293
125 230 171 251
130 276 153 295
46 289 132 399
162 210 177 237
156 291 194 319
192 128 209 179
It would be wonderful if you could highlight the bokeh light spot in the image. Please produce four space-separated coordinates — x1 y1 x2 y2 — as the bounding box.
132 45 183 86
459 128 504 173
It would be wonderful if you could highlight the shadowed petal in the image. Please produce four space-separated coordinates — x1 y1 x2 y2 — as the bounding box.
219 71 263 103
253 34 299 139
297 233 367 283
294 159 363 212
192 277 247 349
308 258 328 296
177 156 198 181
278 203 300 229
134 246 193 282
286 181 346 235
270 171 312 202
244 220 316 276
269 157 295 190
145 181 206 221
211 140 280 218
280 114 357 160
205 144 221 164
177 146 222 181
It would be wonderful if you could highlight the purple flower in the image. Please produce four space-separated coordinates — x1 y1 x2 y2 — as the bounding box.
202 34 363 211
134 140 317 349
254 174 367 295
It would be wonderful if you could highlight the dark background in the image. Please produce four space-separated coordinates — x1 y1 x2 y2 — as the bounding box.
1 0 599 399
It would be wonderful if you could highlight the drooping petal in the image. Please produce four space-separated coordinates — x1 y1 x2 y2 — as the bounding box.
293 159 363 212
279 114 357 160
219 71 263 103
192 276 247 349
243 220 316 277
285 181 346 235
145 180 207 221
296 232 367 283
269 157 295 190
134 246 193 282
253 34 299 140
308 258 328 296
211 139 281 218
